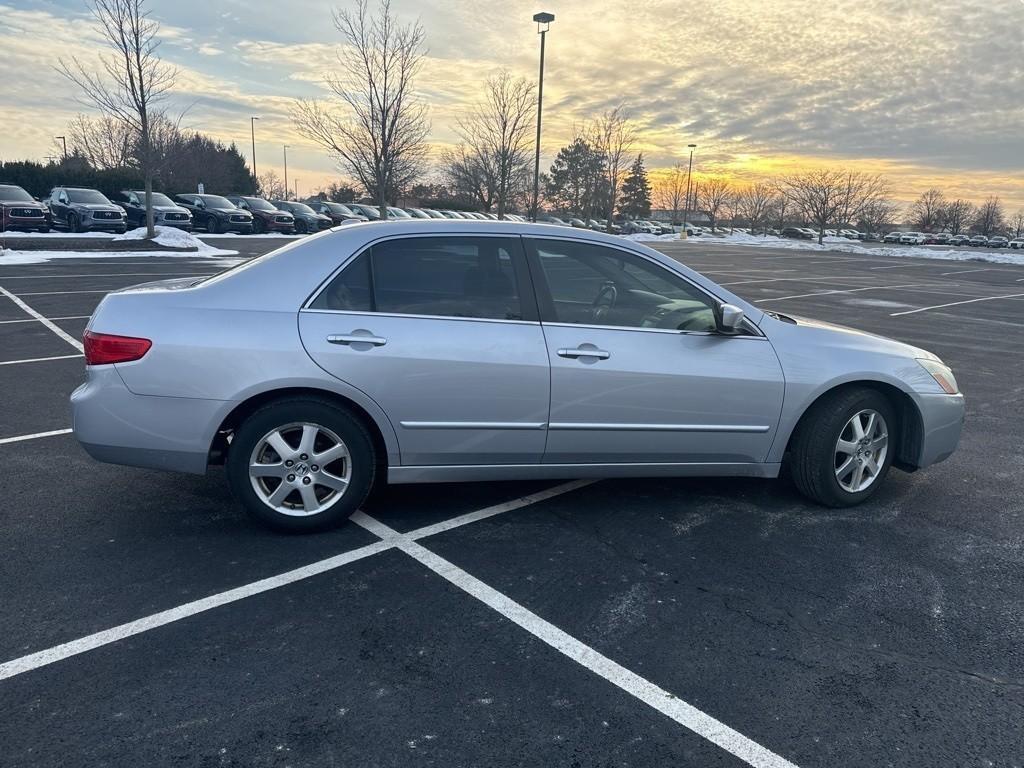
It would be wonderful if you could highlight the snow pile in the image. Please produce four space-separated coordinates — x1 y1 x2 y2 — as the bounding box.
677 231 1024 265
0 249 243 266
622 233 682 242
113 226 230 252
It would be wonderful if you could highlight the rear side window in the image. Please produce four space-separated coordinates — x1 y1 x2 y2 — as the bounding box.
310 236 526 321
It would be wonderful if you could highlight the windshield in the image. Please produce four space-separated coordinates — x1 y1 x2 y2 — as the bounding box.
145 192 175 206
243 197 277 211
322 202 353 214
67 189 111 204
198 195 236 209
0 186 34 202
288 202 315 215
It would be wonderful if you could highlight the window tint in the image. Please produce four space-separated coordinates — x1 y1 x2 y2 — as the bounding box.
530 239 718 332
311 236 524 321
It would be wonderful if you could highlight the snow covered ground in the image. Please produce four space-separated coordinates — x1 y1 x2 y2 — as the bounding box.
623 231 1024 266
0 226 239 264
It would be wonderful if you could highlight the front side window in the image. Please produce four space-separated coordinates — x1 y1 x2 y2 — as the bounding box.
528 239 719 333
311 236 525 321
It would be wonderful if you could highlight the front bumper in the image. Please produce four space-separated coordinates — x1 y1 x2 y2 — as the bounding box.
71 365 225 474
914 392 965 468
82 216 127 233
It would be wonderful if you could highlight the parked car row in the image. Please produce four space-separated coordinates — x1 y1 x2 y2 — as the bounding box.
882 231 1018 248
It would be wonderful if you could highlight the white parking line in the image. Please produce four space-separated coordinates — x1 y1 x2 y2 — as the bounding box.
940 268 990 276
890 292 1024 316
16 289 110 296
756 284 930 303
0 286 83 352
720 275 866 286
869 264 932 270
0 315 90 325
0 354 83 366
0 272 214 279
0 429 73 445
355 512 799 768
0 480 590 681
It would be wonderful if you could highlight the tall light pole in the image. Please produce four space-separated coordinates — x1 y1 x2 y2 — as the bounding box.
250 117 259 188
283 145 289 200
681 143 697 238
55 136 67 161
530 12 554 222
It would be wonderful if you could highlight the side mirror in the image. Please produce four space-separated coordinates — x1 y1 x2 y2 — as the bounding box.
717 303 746 334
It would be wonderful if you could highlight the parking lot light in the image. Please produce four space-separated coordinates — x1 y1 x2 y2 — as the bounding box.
531 11 555 223
250 117 260 188
681 143 696 238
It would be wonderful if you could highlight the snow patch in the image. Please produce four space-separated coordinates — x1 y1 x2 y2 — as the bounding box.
113 226 233 253
0 249 242 266
622 233 681 242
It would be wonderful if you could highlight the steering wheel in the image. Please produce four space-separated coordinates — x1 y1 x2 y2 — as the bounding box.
591 281 618 322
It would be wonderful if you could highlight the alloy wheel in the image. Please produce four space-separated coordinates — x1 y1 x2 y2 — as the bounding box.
834 409 888 493
248 422 352 516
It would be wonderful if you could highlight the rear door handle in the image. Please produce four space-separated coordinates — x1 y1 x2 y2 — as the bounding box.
327 333 387 347
557 346 610 360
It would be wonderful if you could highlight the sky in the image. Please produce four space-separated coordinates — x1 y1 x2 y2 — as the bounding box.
1 0 1023 211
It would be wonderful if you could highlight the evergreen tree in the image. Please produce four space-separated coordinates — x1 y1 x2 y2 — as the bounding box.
543 137 606 217
618 153 652 218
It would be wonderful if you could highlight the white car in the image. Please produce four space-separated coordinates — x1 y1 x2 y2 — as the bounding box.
900 232 927 245
1009 238 1023 250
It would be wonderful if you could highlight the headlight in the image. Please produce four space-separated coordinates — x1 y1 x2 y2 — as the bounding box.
917 359 959 394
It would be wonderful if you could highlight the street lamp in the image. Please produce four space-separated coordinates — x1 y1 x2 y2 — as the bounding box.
283 145 289 200
681 143 697 238
250 117 260 188
55 136 67 161
530 11 554 222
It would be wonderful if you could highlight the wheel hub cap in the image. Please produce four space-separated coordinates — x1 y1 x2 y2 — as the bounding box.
834 408 889 494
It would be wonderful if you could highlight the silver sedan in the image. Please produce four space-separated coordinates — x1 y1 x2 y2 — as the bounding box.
72 221 964 531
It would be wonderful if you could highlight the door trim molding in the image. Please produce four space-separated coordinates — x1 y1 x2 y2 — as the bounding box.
399 421 547 430
390 461 781 484
547 422 771 433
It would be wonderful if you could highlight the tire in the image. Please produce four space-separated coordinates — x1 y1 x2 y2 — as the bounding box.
39 227 50 233
252 216 265 235
789 388 896 507
206 215 219 234
68 213 80 233
226 397 376 532
296 219 308 235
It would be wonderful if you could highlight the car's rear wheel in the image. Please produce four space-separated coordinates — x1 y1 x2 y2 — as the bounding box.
252 216 265 234
789 388 895 507
206 215 219 234
227 397 375 532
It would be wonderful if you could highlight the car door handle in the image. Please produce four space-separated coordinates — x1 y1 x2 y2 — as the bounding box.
327 334 387 347
557 346 610 360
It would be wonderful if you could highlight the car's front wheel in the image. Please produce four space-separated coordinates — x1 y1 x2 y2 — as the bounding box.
789 388 895 507
227 397 376 532
206 215 219 234
68 213 81 233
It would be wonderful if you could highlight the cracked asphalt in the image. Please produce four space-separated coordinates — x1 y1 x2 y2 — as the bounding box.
0 236 1021 767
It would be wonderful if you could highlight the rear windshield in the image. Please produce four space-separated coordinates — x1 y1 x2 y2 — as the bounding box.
0 185 33 202
67 189 111 204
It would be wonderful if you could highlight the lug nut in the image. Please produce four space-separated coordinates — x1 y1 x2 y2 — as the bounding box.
287 474 296 482
310 465 319 472
302 477 311 485
285 460 294 467
300 453 309 460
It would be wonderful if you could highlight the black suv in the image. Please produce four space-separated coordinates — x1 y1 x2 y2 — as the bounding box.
113 190 193 231
46 187 127 233
174 194 253 234
270 200 332 234
303 199 367 225
225 195 295 234
0 184 51 232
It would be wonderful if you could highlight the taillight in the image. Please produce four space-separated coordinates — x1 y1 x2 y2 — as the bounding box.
83 331 152 365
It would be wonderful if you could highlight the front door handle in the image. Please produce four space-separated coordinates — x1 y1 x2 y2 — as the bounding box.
327 333 387 347
557 346 610 360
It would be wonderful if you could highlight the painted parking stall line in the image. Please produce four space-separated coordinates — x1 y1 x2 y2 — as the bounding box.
756 283 931 303
0 428 73 445
891 292 1024 316
0 315 90 325
0 286 83 352
0 480 590 680
0 354 83 367
354 512 800 768
940 268 991 276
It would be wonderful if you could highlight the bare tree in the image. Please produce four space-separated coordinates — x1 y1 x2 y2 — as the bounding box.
441 143 495 210
858 198 901 237
590 106 635 232
734 182 775 234
697 177 732 233
1010 209 1024 238
909 188 947 232
834 171 889 232
654 162 688 224
293 0 429 213
258 170 286 200
65 114 133 170
769 191 790 231
779 169 852 244
973 196 1005 236
454 72 535 217
942 199 975 235
58 0 175 238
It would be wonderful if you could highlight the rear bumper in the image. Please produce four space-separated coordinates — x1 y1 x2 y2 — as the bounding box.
914 392 965 468
71 365 224 474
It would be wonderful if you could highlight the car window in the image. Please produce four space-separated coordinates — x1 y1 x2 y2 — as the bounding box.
528 239 718 333
311 236 525 321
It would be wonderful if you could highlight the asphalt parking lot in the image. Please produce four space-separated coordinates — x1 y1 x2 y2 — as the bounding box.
1 238 1022 767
